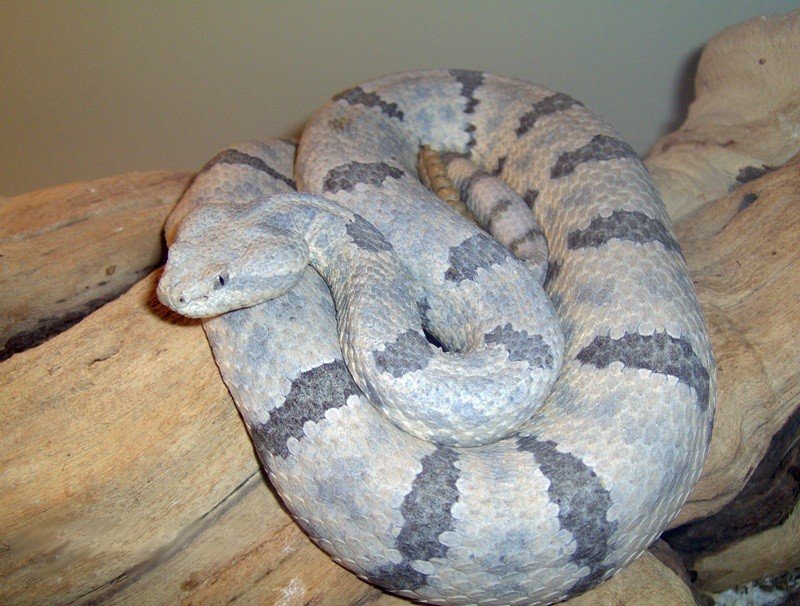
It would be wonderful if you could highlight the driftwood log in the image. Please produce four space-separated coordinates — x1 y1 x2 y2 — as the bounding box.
664 155 800 597
0 175 702 606
2 10 799 604
0 171 192 361
667 153 800 528
645 10 800 221
2 153 797 604
641 10 800 595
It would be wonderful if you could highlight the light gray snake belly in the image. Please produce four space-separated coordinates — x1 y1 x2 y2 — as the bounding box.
157 70 716 605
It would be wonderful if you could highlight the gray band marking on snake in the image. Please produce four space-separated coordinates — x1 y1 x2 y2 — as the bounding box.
451 69 484 146
346 213 395 253
516 93 583 137
443 232 512 283
507 228 545 259
252 359 360 459
550 134 639 178
323 161 405 193
485 198 515 233
333 86 405 121
576 332 711 410
567 209 682 254
517 435 617 593
371 446 460 590
201 148 296 189
398 447 460 561
450 69 484 114
158 70 716 606
485 323 555 369
373 329 435 378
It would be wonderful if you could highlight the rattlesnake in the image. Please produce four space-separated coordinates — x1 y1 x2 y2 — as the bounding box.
158 70 715 605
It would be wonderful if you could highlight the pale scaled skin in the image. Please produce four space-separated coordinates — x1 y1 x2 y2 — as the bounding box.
158 70 716 606
159 187 562 447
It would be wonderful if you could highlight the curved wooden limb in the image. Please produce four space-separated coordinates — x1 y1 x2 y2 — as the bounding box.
645 10 800 220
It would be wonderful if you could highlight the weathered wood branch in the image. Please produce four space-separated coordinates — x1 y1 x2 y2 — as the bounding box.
1 180 702 605
3 11 799 602
664 405 800 592
645 9 800 220
1 154 796 603
657 154 800 593
0 171 192 361
669 153 800 527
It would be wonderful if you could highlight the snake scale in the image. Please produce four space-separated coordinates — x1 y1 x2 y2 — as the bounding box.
158 70 715 605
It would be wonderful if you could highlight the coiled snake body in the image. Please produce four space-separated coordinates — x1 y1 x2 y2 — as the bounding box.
158 70 715 605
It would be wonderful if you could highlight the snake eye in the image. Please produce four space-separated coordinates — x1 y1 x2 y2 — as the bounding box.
214 272 228 289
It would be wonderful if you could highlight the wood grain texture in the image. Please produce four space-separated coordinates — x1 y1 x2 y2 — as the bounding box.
565 552 696 606
0 268 694 606
645 9 800 220
689 498 800 593
2 157 798 605
664 405 800 557
7 19 800 595
0 171 192 360
668 154 800 528
656 156 800 592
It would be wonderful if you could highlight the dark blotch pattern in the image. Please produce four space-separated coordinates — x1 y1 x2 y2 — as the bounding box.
251 360 359 459
451 70 484 147
738 192 759 213
371 446 460 591
464 124 478 148
450 69 484 114
550 135 639 179
732 164 778 189
369 562 428 592
332 86 404 121
523 189 540 209
444 233 511 282
485 198 514 233
201 149 296 188
373 330 434 378
517 436 617 591
485 323 554 369
346 213 393 253
323 161 405 194
543 259 562 292
576 332 710 411
567 210 681 254
397 447 460 560
507 228 544 259
460 169 491 199
516 93 583 137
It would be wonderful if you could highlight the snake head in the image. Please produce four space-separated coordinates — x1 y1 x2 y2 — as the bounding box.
157 203 309 318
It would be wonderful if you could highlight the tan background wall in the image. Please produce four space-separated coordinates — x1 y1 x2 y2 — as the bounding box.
2 0 797 196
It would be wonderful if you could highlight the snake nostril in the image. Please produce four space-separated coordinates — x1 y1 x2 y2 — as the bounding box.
178 296 186 304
